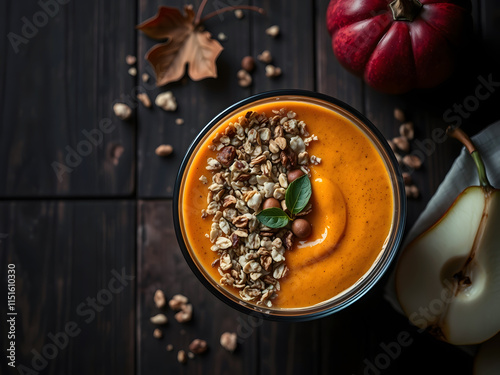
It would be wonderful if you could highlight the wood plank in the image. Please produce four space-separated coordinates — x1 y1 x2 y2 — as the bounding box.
0 200 135 375
0 2 136 197
137 200 258 375
137 0 252 198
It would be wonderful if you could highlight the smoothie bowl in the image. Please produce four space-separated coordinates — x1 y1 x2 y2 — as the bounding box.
173 90 406 321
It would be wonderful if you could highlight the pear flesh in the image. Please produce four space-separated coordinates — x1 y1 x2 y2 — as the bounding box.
396 170 500 344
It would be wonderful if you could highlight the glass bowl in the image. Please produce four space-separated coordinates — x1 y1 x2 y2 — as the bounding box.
173 89 406 321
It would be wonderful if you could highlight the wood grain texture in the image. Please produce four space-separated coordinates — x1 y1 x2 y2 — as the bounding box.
0 2 136 197
0 201 135 375
137 200 258 375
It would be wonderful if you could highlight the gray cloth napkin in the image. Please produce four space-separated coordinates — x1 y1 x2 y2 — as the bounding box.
383 120 500 354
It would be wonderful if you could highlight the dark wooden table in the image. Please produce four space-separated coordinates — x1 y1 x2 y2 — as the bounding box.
2 1 499 374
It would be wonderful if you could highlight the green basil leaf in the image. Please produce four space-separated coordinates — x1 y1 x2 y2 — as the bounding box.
285 174 312 215
256 208 289 228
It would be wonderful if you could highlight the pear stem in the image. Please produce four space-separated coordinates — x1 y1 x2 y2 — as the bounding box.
446 126 491 188
200 6 265 23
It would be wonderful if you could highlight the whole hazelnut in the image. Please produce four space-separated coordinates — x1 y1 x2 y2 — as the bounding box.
291 219 312 239
241 56 255 72
263 198 281 210
287 169 304 183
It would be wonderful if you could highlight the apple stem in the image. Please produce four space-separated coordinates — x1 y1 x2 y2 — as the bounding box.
389 0 423 22
200 5 265 23
447 126 491 188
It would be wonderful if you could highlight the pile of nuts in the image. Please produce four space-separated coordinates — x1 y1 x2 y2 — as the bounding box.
200 108 320 306
150 289 239 364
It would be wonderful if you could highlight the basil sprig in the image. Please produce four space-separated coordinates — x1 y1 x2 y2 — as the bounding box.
256 174 312 228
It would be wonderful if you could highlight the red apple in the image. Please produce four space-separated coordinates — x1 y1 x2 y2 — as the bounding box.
326 0 472 94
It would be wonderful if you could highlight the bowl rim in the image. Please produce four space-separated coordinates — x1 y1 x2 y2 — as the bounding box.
173 89 407 322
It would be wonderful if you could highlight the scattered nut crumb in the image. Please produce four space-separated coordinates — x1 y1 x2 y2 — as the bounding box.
400 122 414 140
405 184 419 199
177 350 187 364
113 103 132 120
257 50 272 63
155 91 177 111
220 332 237 352
394 108 406 122
174 303 193 323
265 64 282 78
166 344 174 351
126 55 136 65
187 352 195 359
169 294 189 310
150 313 168 325
155 144 174 157
265 25 280 37
402 172 412 185
218 32 227 41
237 69 252 87
142 73 150 82
128 67 137 76
402 154 422 169
392 136 410 153
189 339 208 354
175 118 184 125
137 93 152 108
153 328 163 339
154 289 166 309
241 56 255 72
234 9 244 19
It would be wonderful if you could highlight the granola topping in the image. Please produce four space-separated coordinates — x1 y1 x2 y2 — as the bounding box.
202 108 320 307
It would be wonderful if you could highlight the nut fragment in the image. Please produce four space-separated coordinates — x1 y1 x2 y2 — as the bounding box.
394 108 406 122
113 103 132 120
177 350 187 364
265 25 280 37
399 122 414 140
137 93 152 108
150 313 168 325
166 344 174 351
142 73 150 82
392 136 410 153
237 69 252 87
234 9 244 19
189 339 208 354
265 65 282 78
218 32 227 41
155 144 173 157
125 55 136 65
402 154 422 169
175 118 184 125
405 184 419 199
169 294 189 310
174 303 193 323
402 172 412 185
257 50 272 63
153 328 163 339
154 289 166 309
155 91 177 111
241 56 255 72
128 67 137 76
220 332 238 352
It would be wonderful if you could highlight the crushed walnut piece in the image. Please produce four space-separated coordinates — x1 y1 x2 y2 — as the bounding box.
201 108 320 307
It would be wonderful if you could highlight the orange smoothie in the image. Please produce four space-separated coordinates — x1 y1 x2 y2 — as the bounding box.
180 100 394 309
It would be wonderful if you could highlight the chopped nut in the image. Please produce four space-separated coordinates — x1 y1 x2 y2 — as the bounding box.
175 118 184 125
405 184 419 199
220 332 238 352
237 69 252 87
257 50 272 63
177 350 187 364
392 136 410 153
217 145 236 167
125 55 136 65
394 108 406 122
187 352 195 359
128 67 137 76
113 103 132 120
400 122 414 140
189 339 208 354
142 73 150 82
218 32 227 41
265 65 282 78
402 172 412 185
241 56 255 72
402 154 422 169
154 289 166 309
155 144 173 157
174 303 193 323
155 91 177 111
169 294 189 310
153 328 163 339
166 344 174 351
265 25 280 37
150 313 168 325
137 92 152 108
234 9 244 19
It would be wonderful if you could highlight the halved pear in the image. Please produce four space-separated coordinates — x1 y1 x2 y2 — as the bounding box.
395 127 500 345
